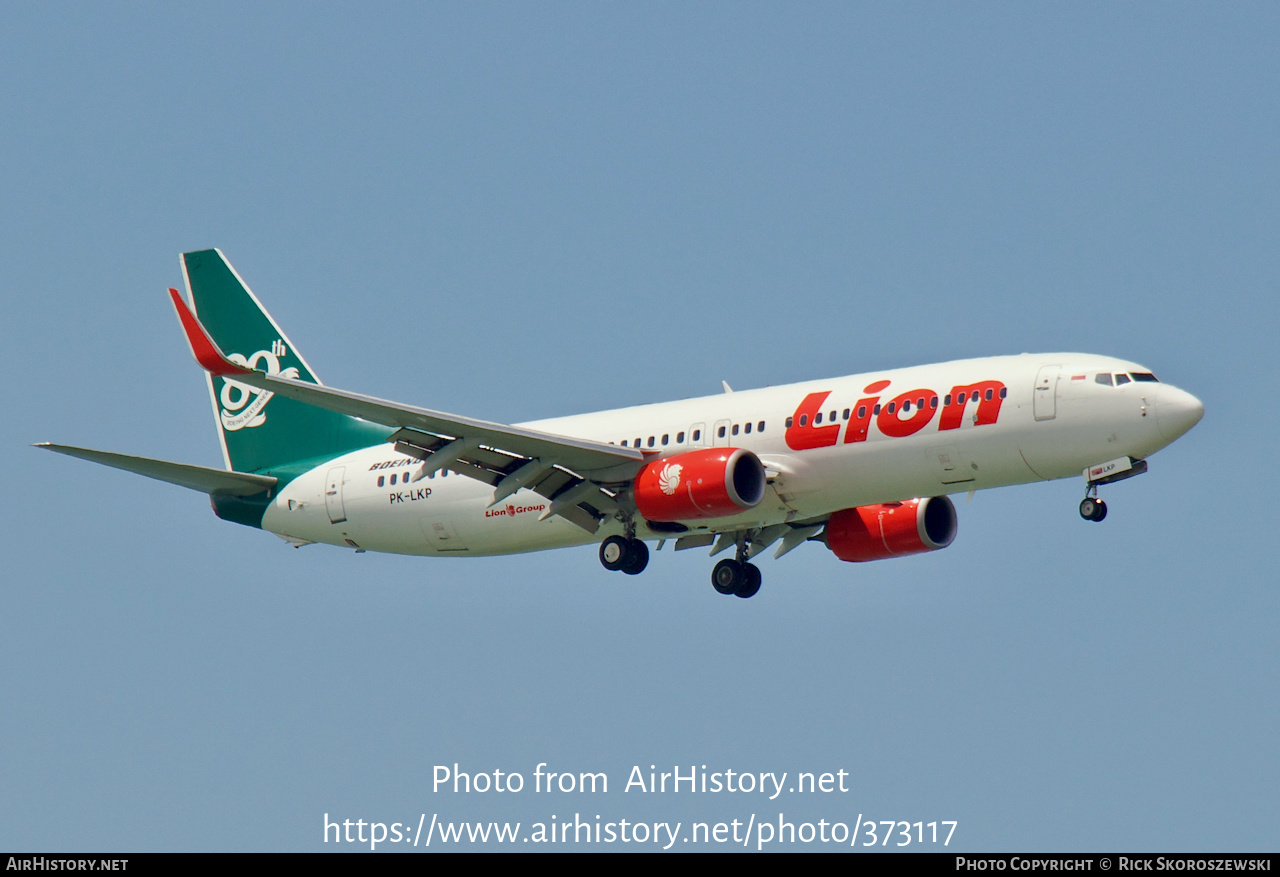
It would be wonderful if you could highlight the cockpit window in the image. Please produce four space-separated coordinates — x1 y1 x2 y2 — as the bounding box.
1130 372 1159 382
1115 373 1131 386
1095 373 1113 386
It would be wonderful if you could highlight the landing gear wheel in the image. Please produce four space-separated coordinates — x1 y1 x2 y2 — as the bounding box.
1079 497 1108 522
712 559 744 595
599 535 630 571
735 563 762 599
620 539 649 575
601 536 650 574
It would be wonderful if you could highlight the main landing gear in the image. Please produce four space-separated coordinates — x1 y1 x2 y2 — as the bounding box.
597 531 764 599
708 532 762 599
599 535 649 575
711 558 761 599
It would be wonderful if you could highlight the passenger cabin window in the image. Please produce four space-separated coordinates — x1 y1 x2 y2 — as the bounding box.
785 417 794 428
677 431 685 443
662 434 669 445
732 424 739 435
692 429 701 441
377 476 385 487
718 425 727 437
744 422 752 434
757 421 765 432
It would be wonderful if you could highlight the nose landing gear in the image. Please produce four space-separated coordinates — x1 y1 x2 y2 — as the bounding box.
1079 493 1108 522
1079 456 1149 522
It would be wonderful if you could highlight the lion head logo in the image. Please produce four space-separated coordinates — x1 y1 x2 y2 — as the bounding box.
658 462 682 495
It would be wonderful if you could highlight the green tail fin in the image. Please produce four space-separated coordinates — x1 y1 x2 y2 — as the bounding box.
182 249 388 473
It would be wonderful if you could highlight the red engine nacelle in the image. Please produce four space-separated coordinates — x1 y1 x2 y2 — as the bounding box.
825 496 957 562
634 447 766 521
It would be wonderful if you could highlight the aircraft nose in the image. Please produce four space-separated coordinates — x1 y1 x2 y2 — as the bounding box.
1156 386 1205 441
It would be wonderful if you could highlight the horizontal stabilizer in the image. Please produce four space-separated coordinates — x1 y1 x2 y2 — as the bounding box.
35 444 277 496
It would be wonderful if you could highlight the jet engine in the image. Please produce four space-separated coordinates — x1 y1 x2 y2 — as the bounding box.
825 496 957 562
634 447 766 521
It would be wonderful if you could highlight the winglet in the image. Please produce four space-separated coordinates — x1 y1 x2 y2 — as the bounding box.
168 287 249 377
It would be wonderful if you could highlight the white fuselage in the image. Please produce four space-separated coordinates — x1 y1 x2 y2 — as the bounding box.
261 353 1202 557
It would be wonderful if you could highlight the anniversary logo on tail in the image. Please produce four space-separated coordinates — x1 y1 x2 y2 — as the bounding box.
39 250 1204 599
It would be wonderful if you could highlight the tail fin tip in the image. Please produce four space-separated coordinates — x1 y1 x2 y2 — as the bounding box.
178 249 387 474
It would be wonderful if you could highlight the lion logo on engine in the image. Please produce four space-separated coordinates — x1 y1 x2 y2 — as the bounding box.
658 462 682 495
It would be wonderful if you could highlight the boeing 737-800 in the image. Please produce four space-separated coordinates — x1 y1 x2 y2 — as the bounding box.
39 250 1204 598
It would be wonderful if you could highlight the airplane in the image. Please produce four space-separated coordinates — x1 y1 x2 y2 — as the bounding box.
39 249 1204 599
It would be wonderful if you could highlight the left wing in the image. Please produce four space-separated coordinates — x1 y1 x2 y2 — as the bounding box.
169 289 643 532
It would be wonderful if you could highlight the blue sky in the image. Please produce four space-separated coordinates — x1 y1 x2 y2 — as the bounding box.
3 3 1277 851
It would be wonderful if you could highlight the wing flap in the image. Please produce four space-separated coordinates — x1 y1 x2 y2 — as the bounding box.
386 428 616 532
